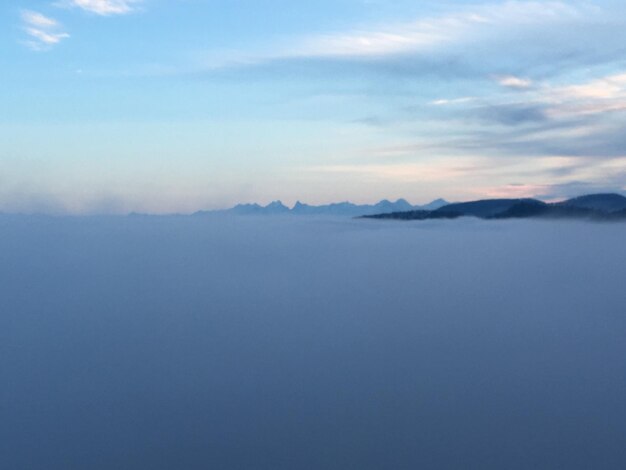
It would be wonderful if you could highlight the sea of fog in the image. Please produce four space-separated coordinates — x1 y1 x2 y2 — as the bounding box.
1 214 625 469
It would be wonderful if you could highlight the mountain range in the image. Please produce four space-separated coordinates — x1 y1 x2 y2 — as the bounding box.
363 194 626 222
196 198 450 217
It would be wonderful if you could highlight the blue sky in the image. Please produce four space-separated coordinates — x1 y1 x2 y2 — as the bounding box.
2 0 626 214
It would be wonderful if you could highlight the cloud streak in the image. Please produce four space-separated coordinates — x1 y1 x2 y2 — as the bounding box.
21 10 69 50
61 0 141 16
496 75 533 89
200 1 593 69
288 2 587 60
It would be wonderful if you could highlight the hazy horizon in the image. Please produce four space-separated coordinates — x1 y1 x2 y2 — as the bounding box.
2 191 626 217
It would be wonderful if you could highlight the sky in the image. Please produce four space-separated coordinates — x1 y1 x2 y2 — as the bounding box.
2 0 626 214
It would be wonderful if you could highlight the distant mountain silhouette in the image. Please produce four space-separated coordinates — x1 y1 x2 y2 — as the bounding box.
364 193 626 222
558 194 626 212
367 209 462 220
491 201 599 219
290 200 414 216
230 201 291 215
421 198 450 211
193 194 625 220
433 198 541 218
196 198 450 217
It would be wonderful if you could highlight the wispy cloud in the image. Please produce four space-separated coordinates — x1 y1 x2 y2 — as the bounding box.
543 73 626 117
60 0 141 16
496 75 533 89
22 10 58 28
289 2 584 59
432 71 626 126
21 10 69 50
430 97 476 106
200 1 591 69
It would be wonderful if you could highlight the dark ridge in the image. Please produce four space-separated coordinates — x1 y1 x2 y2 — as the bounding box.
603 208 626 221
364 210 462 220
434 198 542 218
490 201 599 220
558 193 626 213
361 193 626 222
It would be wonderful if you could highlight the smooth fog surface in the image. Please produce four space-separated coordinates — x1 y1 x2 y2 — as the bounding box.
1 215 626 469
